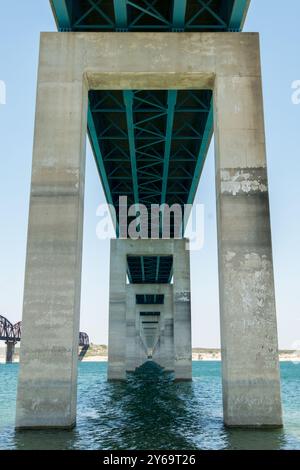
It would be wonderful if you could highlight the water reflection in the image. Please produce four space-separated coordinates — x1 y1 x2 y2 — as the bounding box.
2 361 300 450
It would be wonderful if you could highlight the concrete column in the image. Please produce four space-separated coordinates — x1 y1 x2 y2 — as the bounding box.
16 38 88 428
6 341 16 364
126 288 147 372
214 49 282 426
173 239 192 380
108 239 127 380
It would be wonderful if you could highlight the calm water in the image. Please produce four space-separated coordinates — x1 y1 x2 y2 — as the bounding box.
0 361 300 450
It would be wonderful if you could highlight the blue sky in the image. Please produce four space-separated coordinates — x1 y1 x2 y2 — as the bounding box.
0 1 299 348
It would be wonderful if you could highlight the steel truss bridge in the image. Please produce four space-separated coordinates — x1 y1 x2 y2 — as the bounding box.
0 314 89 359
50 0 249 286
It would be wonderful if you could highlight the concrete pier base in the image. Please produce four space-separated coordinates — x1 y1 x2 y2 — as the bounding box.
5 341 16 364
214 56 283 427
108 239 191 381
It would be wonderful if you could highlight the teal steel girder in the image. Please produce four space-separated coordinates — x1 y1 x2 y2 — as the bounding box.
123 91 139 205
50 1 250 32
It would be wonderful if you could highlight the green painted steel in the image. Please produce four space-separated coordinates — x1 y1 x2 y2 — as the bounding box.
172 0 187 31
187 104 214 206
113 0 128 30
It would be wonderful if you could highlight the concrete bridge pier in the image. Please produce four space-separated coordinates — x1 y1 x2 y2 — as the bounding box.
5 341 16 364
15 30 282 429
108 239 192 381
214 57 283 427
151 287 175 372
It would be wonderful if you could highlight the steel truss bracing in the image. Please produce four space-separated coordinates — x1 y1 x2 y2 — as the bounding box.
50 0 249 285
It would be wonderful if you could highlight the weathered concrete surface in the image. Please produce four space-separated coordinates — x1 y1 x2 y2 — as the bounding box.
15 39 87 428
214 51 282 427
17 31 281 427
6 341 16 364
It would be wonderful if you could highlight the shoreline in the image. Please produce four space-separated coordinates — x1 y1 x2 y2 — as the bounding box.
1 354 300 364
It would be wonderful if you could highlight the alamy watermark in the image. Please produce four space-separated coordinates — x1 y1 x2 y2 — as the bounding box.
291 80 300 104
0 80 6 105
290 340 300 365
96 196 205 251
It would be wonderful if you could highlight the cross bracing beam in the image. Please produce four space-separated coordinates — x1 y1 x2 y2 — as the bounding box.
127 256 173 284
185 0 226 29
127 0 170 27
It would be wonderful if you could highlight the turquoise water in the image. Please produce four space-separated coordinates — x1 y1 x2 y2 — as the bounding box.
0 361 300 450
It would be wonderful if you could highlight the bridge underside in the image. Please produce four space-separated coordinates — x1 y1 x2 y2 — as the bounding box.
50 0 249 285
